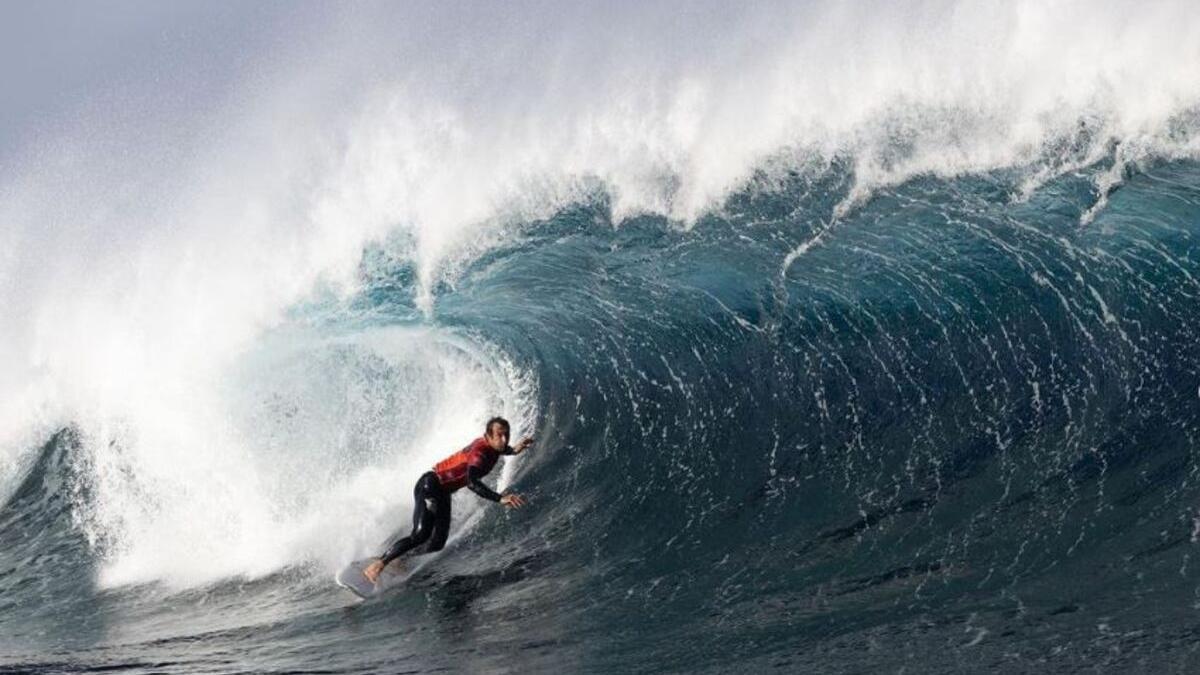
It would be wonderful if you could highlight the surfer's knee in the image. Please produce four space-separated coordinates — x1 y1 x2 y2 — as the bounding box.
410 521 433 545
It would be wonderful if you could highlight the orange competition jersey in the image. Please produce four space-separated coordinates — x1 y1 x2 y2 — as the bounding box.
433 437 501 492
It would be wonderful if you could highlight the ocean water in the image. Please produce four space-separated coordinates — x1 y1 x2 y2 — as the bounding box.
3 2 1200 673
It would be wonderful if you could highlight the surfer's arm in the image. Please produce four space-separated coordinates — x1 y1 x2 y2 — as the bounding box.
466 465 503 502
502 436 534 455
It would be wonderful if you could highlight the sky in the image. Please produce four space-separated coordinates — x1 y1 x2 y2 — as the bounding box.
0 1 315 162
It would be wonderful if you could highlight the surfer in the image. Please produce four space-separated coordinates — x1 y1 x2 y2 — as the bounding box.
363 417 531 583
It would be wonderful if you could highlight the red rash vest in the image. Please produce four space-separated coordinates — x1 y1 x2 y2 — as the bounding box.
433 437 502 492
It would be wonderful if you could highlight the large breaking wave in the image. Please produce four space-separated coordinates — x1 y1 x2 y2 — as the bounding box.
2 2 1200 672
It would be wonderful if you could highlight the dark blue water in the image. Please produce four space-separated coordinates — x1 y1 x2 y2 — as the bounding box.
3 158 1200 673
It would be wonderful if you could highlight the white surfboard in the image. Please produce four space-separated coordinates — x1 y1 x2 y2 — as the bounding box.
335 558 408 600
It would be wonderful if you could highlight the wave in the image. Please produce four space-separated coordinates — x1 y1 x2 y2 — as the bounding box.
2 3 1200 669
3 149 1200 672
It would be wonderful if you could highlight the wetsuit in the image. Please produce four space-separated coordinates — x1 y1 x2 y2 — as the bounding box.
378 437 514 566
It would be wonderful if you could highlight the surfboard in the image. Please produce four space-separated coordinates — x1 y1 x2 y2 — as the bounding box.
335 558 408 600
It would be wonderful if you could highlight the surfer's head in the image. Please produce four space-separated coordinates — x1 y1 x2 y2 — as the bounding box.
484 416 511 450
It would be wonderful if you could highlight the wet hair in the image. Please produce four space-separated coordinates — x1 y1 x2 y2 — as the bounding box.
485 416 510 438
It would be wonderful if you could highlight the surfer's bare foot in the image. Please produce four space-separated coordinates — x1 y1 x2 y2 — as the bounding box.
364 559 385 583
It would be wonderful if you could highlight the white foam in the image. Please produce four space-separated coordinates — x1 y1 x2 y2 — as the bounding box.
75 326 535 589
0 0 1198 587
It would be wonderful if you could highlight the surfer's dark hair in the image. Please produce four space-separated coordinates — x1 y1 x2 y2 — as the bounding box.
485 417 510 437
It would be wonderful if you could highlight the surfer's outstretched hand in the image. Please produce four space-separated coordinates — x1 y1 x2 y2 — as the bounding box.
514 436 534 454
363 559 385 583
500 493 526 509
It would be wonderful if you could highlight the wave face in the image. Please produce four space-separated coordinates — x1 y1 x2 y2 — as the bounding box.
3 2 1200 673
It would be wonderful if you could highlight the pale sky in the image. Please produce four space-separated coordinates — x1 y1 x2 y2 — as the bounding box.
0 1 316 161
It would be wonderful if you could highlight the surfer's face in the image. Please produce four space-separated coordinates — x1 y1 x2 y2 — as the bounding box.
486 423 510 450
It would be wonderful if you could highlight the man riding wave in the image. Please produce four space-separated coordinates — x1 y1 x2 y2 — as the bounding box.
363 416 531 583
